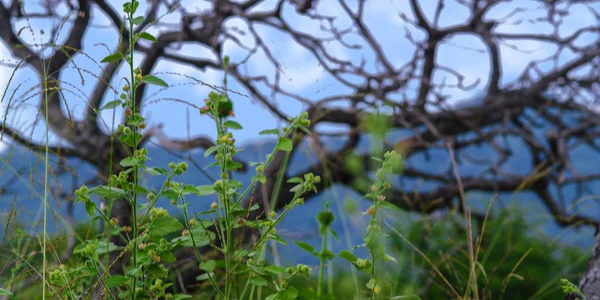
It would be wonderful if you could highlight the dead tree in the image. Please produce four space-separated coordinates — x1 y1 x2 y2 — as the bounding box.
1 0 600 296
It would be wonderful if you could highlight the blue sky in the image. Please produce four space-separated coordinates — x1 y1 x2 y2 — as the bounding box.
0 0 598 153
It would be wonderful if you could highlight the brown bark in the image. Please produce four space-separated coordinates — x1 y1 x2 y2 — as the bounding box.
1 0 600 295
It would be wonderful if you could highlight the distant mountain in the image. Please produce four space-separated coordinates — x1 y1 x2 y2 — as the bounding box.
1 107 598 264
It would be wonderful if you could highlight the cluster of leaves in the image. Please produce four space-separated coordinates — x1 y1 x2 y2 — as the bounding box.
37 2 323 299
381 209 588 299
339 151 404 299
1 1 587 299
561 278 587 300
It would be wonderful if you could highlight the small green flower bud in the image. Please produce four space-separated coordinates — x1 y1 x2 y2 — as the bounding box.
178 162 188 172
147 192 156 202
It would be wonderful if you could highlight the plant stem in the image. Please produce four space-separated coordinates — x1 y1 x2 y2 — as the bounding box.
317 228 328 299
178 194 224 298
42 65 49 300
128 2 139 298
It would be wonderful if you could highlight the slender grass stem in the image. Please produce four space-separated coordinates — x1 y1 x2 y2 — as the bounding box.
42 68 49 300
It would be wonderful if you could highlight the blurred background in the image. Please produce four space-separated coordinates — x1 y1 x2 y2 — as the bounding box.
1 0 600 298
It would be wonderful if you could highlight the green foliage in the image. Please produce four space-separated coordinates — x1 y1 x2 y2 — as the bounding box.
560 278 586 300
0 1 591 300
386 211 588 299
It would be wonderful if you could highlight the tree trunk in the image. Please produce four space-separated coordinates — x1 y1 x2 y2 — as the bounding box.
568 229 600 300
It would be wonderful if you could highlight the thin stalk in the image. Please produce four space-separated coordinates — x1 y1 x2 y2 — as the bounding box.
178 194 224 298
317 229 328 299
447 143 478 300
127 2 140 298
215 118 234 298
106 128 115 298
42 67 49 300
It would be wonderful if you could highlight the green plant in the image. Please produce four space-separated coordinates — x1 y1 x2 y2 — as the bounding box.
63 2 321 299
336 150 411 300
0 1 593 300
560 278 586 300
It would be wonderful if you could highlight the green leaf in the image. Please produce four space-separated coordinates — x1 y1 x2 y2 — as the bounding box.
85 201 96 216
132 16 144 25
100 100 122 111
224 120 243 129
195 185 216 196
182 184 199 195
227 180 243 189
0 288 14 296
284 286 298 299
199 260 217 272
287 177 302 183
173 228 213 248
250 275 268 286
248 265 268 275
195 274 209 282
226 161 244 171
133 185 148 195
107 275 128 288
339 250 358 263
259 129 279 135
320 249 335 261
383 253 398 263
204 145 218 157
254 175 267 184
203 161 220 170
151 216 183 235
132 1 139 14
95 241 119 255
146 167 168 176
88 186 128 200
265 265 286 275
276 138 293 152
101 52 123 63
268 233 288 245
196 272 214 281
120 157 141 167
161 251 177 263
172 295 193 300
141 75 168 87
265 294 277 300
138 32 157 42
294 241 316 256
